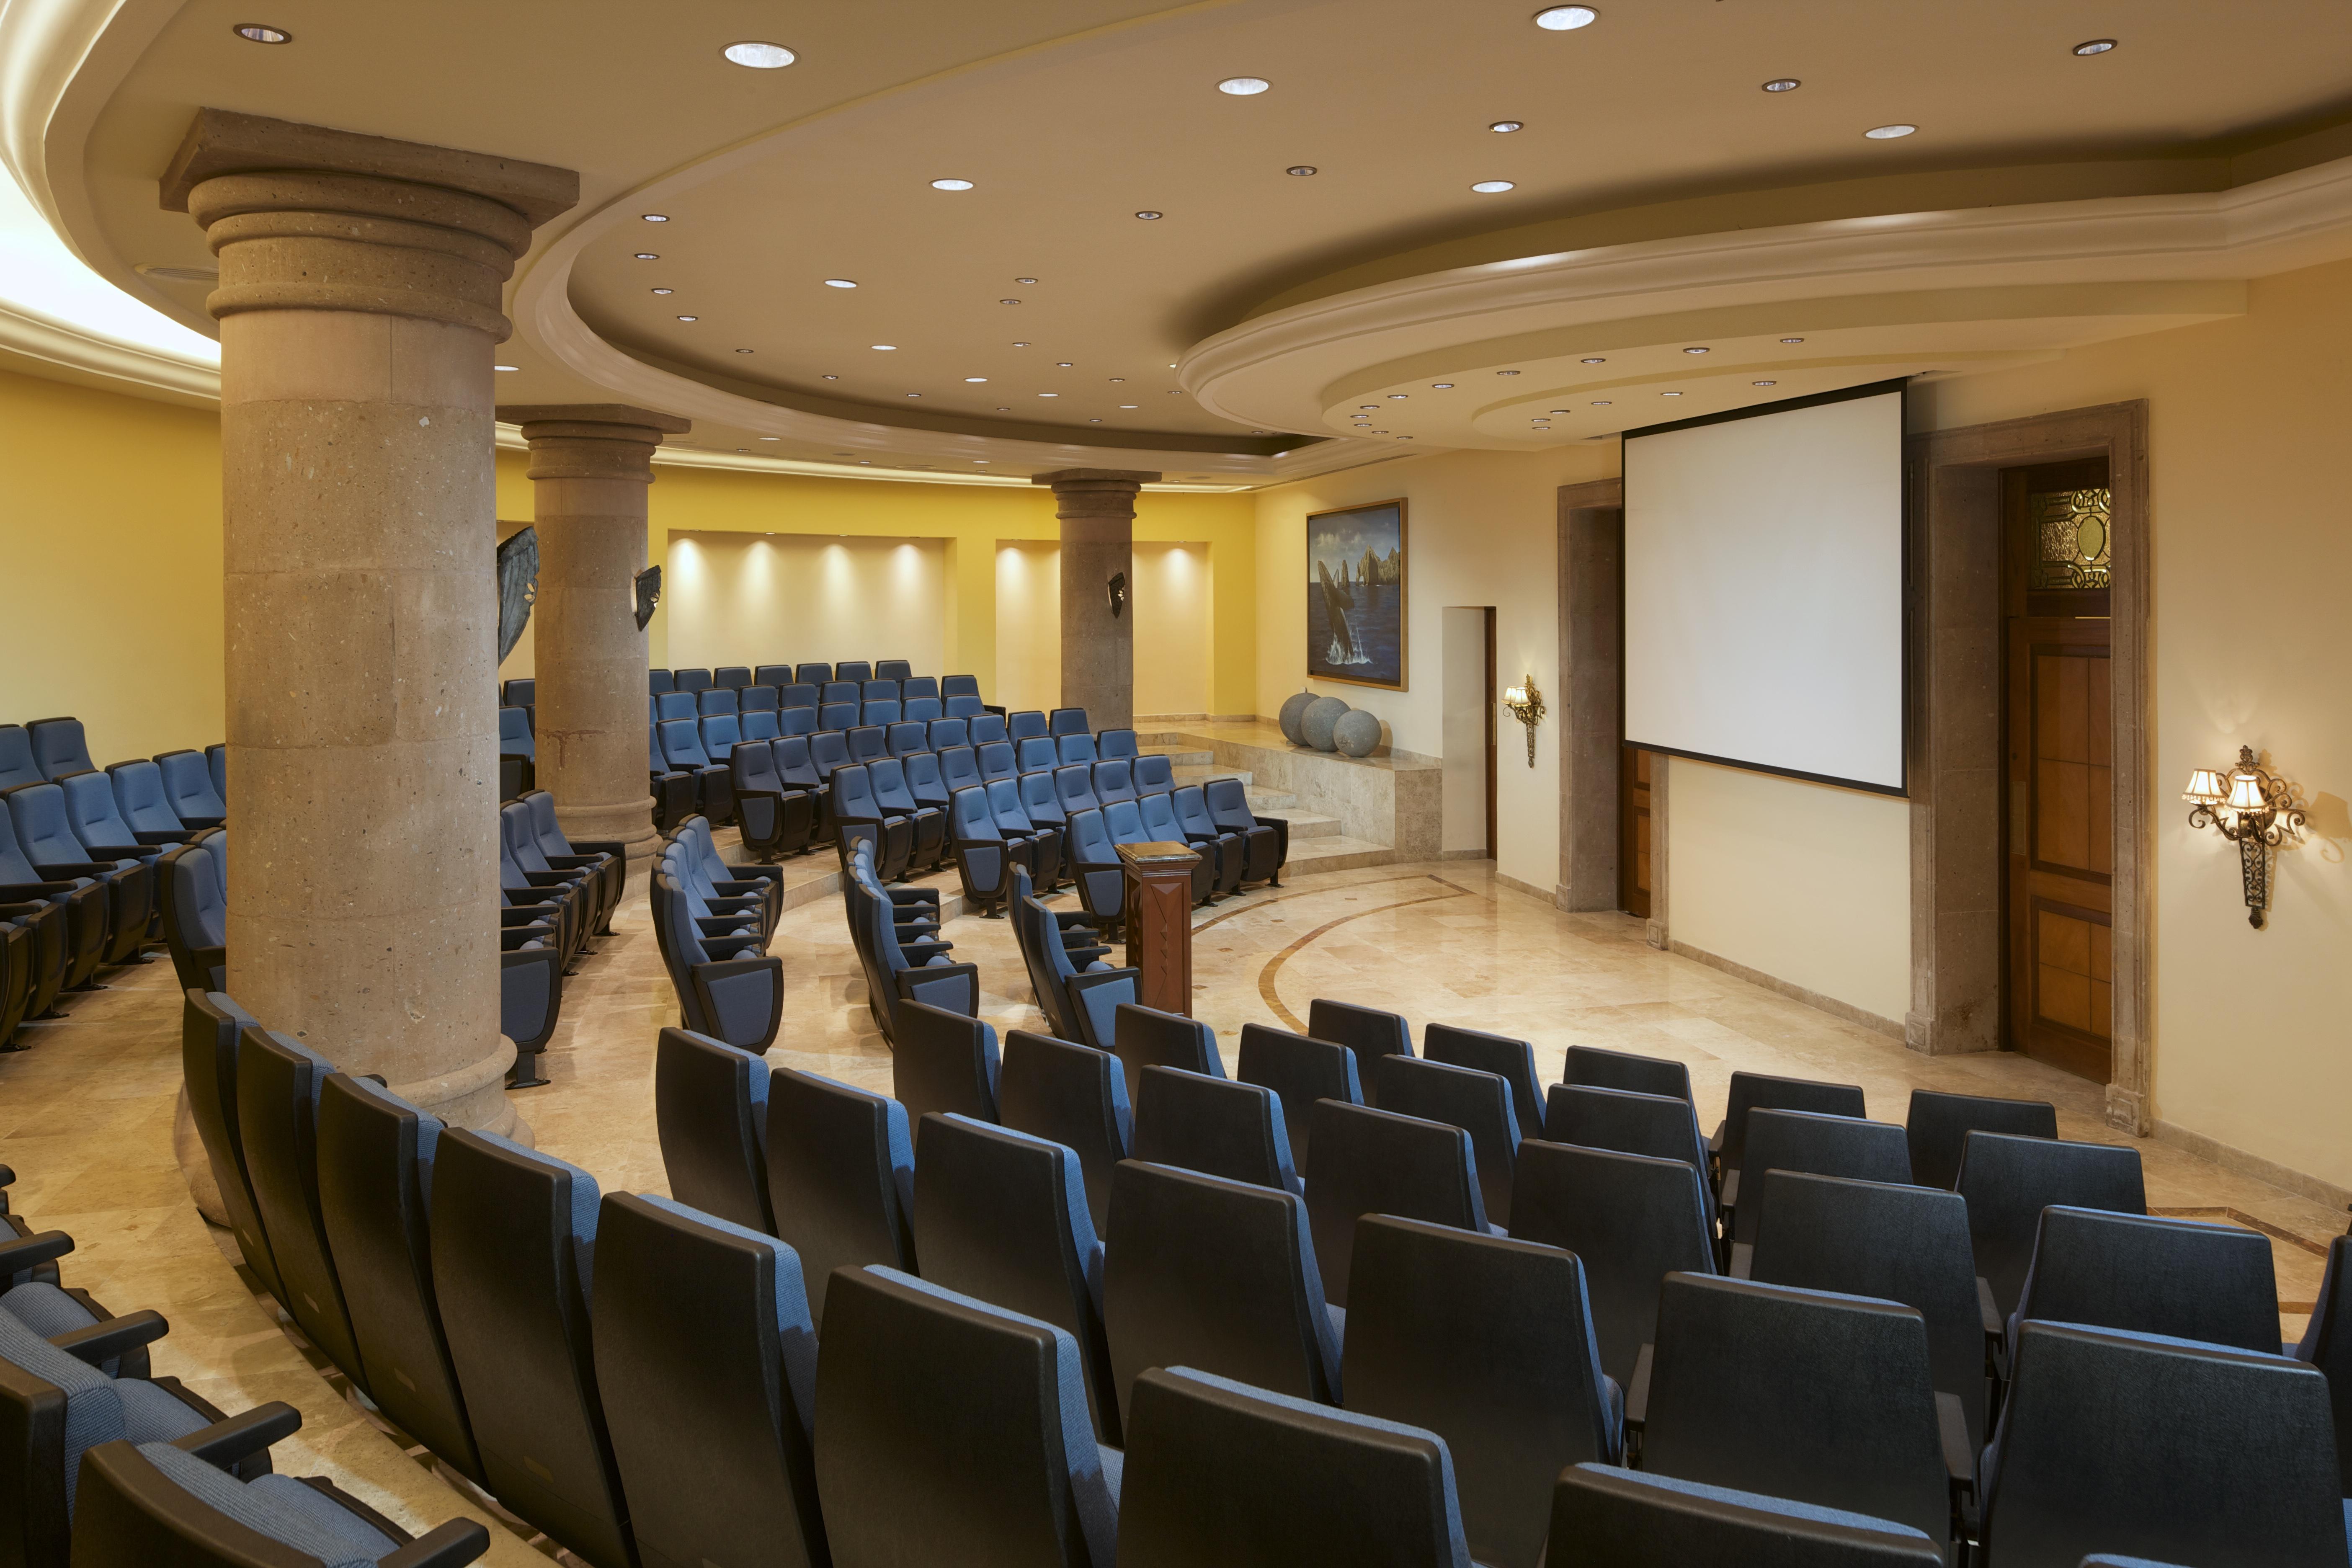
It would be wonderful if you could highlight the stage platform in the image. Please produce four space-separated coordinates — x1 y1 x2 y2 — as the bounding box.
1137 718 1442 872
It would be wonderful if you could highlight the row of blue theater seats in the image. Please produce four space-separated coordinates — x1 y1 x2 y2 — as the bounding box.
650 662 958 694
0 719 230 1049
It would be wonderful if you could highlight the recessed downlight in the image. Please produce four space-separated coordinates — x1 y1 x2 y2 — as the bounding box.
1682 346 1710 355
1286 165 1318 177
1218 76 1271 95
1489 120 1524 133
641 214 669 222
1359 405 1380 410
1661 391 1683 397
1388 393 1408 400
1496 369 1520 377
1039 392 1058 397
1864 124 1917 140
1013 341 1031 348
1119 404 1139 409
1135 210 1163 220
233 23 290 43
1015 276 1037 284
1470 180 1516 194
722 41 796 69
1533 5 1597 29
1109 377 1125 383
760 436 779 441
974 459 990 464
823 374 839 380
1056 361 1074 368
634 253 659 260
930 178 975 191
871 344 897 351
1580 356 1605 364
1780 336 1805 343
652 287 674 295
1761 77 1800 92
494 364 519 372
905 392 921 398
823 278 856 288
2072 38 2116 55
1549 408 1571 415
1001 298 1022 305
1753 380 1778 387
965 377 988 383
1431 382 1454 389
735 348 753 354
676 315 697 322
1591 400 1612 406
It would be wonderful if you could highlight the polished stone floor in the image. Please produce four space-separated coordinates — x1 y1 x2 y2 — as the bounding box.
2 848 2339 1559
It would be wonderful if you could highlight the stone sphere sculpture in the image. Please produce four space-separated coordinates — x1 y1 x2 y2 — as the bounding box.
1277 690 1319 746
1302 695 1351 753
1331 708 1382 758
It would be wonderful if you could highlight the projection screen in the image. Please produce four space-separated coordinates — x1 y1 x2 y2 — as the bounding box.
1622 381 1907 795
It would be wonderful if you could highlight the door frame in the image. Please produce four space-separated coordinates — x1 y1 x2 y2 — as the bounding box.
1555 478 1626 911
1907 400 2151 1133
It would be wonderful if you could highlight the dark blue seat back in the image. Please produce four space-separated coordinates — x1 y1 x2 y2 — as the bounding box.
754 664 794 689
660 719 714 769
795 662 832 686
927 718 970 752
876 660 914 681
900 676 938 701
1133 755 1175 794
819 701 859 731
156 750 227 821
650 668 676 695
0 725 42 791
656 691 699 721
939 746 983 794
904 696 943 724
699 687 740 716
985 778 1035 834
1096 729 1138 761
862 681 899 704
675 668 714 693
1019 770 1067 828
808 731 852 781
778 707 818 738
1092 759 1137 807
944 694 985 718
1054 764 1100 815
110 759 185 836
26 718 95 781
862 700 901 727
970 713 1008 746
887 722 929 757
836 661 874 684
715 666 752 689
1008 710 1048 740
775 736 822 790
847 726 888 763
701 714 744 757
740 710 780 742
1047 707 1087 737
977 743 1017 783
823 682 859 705
741 684 780 712
779 683 819 710
941 674 980 698
1017 737 1058 773
1057 733 1096 766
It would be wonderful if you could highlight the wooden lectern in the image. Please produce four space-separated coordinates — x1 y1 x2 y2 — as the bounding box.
1117 841 1200 1016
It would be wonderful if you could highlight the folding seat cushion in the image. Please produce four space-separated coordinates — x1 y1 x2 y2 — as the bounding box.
942 674 982 698
1135 792 1216 903
5 783 149 965
970 712 1009 746
998 1031 1132 1234
205 745 227 806
593 1194 827 1568
977 740 1019 783
1123 1366 1485 1568
655 689 698 721
1307 999 1416 1101
2009 1207 2280 1357
715 665 752 689
1748 1171 1997 1448
910 1114 1121 1444
1374 1055 1523 1228
1715 1070 1867 1195
1981 1322 2347 1568
876 659 913 680
795 662 832 686
869 758 946 871
944 693 985 718
1955 1131 2145 1317
1053 762 1101 817
1904 1088 2058 1191
836 660 874 684
1304 1101 1488 1307
0 805 108 992
1104 1161 1345 1423
1423 1023 1545 1136
236 1029 378 1387
1509 1141 1717 1387
1344 1217 1624 1568
861 680 898 705
1643 1275 1963 1562
1130 1065 1300 1195
0 725 43 792
178 992 284 1308
1009 872 1136 1050
884 721 928 758
674 668 714 692
861 700 901 729
815 1266 1119 1568
891 999 1002 1136
1090 758 1137 808
1204 776 1285 886
312 1074 484 1483
25 719 95 782
761 1069 916 1327
779 681 819 710
754 664 794 689
1728 1109 1911 1245
818 701 859 731
653 1028 775 1233
429 1132 634 1568
1235 1021 1361 1177
1016 735 1059 773
2296 1234 2352 1492
1169 786 1243 893
650 668 676 695
738 708 781 743
1112 1001 1226 1099
1563 1042 1694 1104
1545 1464 1945 1568
846 725 889 765
1047 706 1087 736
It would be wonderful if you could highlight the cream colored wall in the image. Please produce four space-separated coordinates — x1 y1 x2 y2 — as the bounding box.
663 532 946 675
1667 760 1913 1024
994 539 1215 719
995 542 1060 714
0 367 224 762
1256 446 1615 892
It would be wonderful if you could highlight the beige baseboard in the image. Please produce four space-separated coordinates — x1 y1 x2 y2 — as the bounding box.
1437 848 1493 861
1493 869 1554 903
2151 1118 2352 1216
1666 939 1907 1041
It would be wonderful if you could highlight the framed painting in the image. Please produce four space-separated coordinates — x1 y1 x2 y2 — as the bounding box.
1305 498 1408 689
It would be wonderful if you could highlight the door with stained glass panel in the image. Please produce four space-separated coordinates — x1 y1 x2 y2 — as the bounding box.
2002 459 2114 1082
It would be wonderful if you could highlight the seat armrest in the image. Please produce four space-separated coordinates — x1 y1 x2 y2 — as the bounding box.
170 1402 302 1468
381 1519 494 1568
1978 1276 2009 1380
499 926 551 952
899 941 956 963
703 934 764 958
31 859 119 879
1624 1342 1653 1461
567 839 628 860
1728 1242 1754 1279
499 906 552 926
1707 1121 1725 1154
132 830 186 846
0 881 78 900
518 870 580 887
52 1308 170 1366
178 814 227 830
1717 1167 1739 1214
83 843 152 861
0 1227 75 1276
1935 1390 1975 1490
885 887 940 907
542 853 606 870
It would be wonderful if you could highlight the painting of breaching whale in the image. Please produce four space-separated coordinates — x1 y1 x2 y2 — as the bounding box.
1305 498 1408 690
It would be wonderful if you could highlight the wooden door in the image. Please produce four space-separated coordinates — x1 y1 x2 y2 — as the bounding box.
1620 748 1653 918
2003 460 2113 1081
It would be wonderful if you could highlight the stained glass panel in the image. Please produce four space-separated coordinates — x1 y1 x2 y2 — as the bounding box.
2029 487 2112 592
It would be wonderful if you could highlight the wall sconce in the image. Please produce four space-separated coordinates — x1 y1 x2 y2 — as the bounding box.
1502 676 1546 768
2184 745 2306 928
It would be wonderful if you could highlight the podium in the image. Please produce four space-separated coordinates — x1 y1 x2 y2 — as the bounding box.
1117 841 1200 1016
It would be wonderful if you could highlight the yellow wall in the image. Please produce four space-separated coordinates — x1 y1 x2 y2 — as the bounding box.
0 368 224 762
994 540 1217 720
664 532 947 675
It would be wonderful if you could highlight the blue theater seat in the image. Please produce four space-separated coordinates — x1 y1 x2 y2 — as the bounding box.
776 706 818 738
4 783 149 966
673 667 713 693
152 751 226 830
754 664 795 689
871 758 947 872
875 659 913 680
822 681 859 706
714 665 751 689
657 718 734 825
836 660 874 684
862 680 899 704
1047 707 1088 737
1096 728 1138 761
778 682 818 710
794 662 832 686
818 701 859 732
1133 753 1175 794
649 728 698 832
1008 709 1048 740
846 725 888 765
886 721 928 758
1057 732 1097 766
698 687 739 716
861 699 901 728
739 709 780 742
941 675 981 699
648 668 675 695
903 695 942 724
900 675 937 701
1017 735 1059 774
24 719 95 782
944 693 985 718
655 690 698 721
927 717 970 753
970 712 1008 746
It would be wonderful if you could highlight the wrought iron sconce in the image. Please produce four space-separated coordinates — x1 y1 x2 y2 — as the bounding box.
1502 676 1546 768
2183 745 2306 928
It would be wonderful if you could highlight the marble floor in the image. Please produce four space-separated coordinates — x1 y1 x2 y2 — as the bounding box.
2 847 2340 1560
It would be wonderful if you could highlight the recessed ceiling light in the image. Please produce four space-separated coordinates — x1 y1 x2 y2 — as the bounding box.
232 23 290 43
1109 377 1125 383
905 392 921 397
1359 405 1380 410
1549 408 1571 414
1431 382 1454 389
1057 361 1074 368
1387 393 1408 400
2072 38 2116 56
642 214 669 222
494 364 519 372
759 436 779 441
1119 404 1139 409
1218 76 1271 95
872 344 896 351
975 459 990 464
735 348 753 354
1780 336 1805 343
1591 400 1612 406
1089 418 1103 423
1761 78 1800 92
1532 5 1598 30
1001 298 1022 305
1135 211 1163 220
1497 369 1520 377
963 377 988 383
859 461 873 465
1013 341 1031 348
634 253 659 260
823 278 856 289
997 406 1011 411
652 287 674 295
676 315 698 322
722 41 796 68
1167 389 1182 394
1682 346 1710 355
1286 165 1318 177
1753 380 1778 387
1014 278 1039 286
1864 124 1917 140
823 374 839 380
1490 121 1524 134
1661 391 1682 397
931 178 975 191
1470 180 1516 194
1039 392 1058 397
1580 356 1606 364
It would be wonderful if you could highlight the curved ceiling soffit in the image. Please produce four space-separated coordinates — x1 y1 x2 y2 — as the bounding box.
1181 152 2352 432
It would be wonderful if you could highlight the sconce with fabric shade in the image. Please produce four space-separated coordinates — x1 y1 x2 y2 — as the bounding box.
1502 678 1545 767
2181 769 2227 805
2183 745 2306 928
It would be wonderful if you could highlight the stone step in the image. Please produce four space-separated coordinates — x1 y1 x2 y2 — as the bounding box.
1142 746 1214 766
1284 836 1396 875
1172 763 1251 788
1258 808 1340 840
1246 789 1298 811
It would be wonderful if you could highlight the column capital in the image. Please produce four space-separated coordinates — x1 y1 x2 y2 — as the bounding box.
500 404 692 482
1032 468 1161 521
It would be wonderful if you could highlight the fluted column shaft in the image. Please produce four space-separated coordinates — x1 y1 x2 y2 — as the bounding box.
1034 468 1159 731
500 407 689 867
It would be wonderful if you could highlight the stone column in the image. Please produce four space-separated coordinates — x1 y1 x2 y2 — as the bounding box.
162 110 577 1138
1032 469 1158 730
498 405 689 867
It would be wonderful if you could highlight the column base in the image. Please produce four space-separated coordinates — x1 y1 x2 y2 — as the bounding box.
557 797 662 867
388 1037 532 1147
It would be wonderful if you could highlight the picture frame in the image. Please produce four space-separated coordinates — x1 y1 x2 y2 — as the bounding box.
1305 498 1408 690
